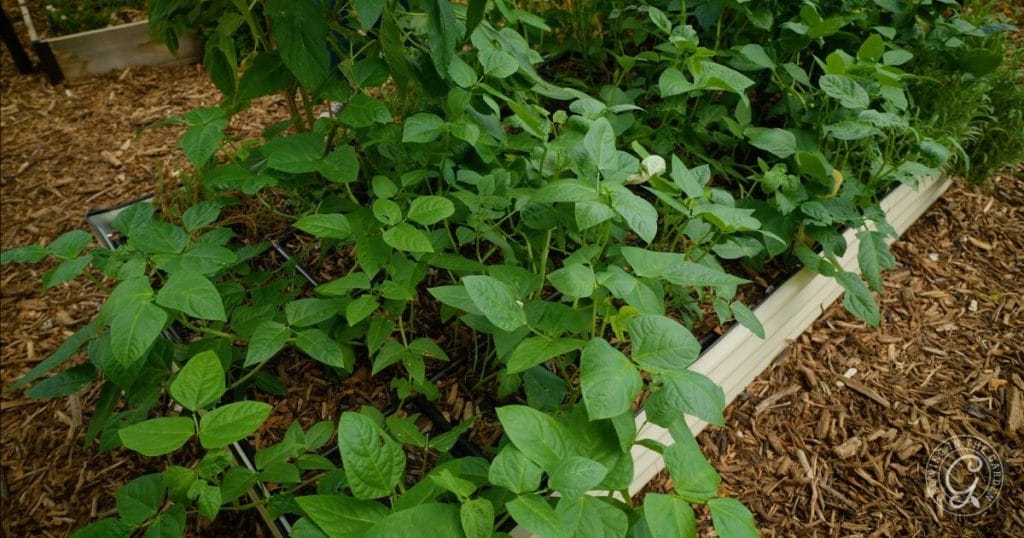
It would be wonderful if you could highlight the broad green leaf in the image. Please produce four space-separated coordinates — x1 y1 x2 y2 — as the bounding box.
464 0 487 39
547 264 596 299
42 255 92 288
337 412 405 499
610 186 658 244
267 0 330 90
628 315 701 373
532 180 599 204
295 214 352 240
507 494 568 538
71 518 132 538
26 364 95 400
580 338 642 420
155 272 226 321
858 34 885 62
737 44 775 70
644 494 697 538
117 474 164 526
365 503 463 538
110 301 167 365
488 445 542 494
693 60 755 94
187 481 221 520
180 108 227 166
744 127 796 158
346 295 378 326
496 405 570 471
819 74 870 109
422 0 458 80
296 329 352 369
584 117 617 173
506 336 584 374
480 49 518 78
621 247 749 288
731 302 765 339
883 49 913 66
837 271 880 326
403 113 447 143
286 298 340 327
0 244 48 264
448 56 477 88
407 196 455 226
354 0 385 30
119 417 195 456
265 132 325 173
460 498 494 538
383 223 434 253
462 275 527 331
693 204 761 232
429 469 477 498
169 351 225 411
338 94 392 128
368 197 399 225
295 494 389 538
182 201 221 232
549 456 607 498
158 243 237 275
127 220 187 255
221 467 258 503
142 503 186 538
245 321 289 367
238 51 293 101
659 67 694 97
316 272 372 296
707 497 760 538
575 201 616 230
204 163 277 194
825 120 881 140
857 230 895 292
647 370 726 426
47 229 93 259
320 145 360 183
664 426 720 503
556 495 630 538
198 401 273 448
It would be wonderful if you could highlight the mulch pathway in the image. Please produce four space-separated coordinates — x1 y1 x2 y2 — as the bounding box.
644 172 1024 537
2 4 1022 537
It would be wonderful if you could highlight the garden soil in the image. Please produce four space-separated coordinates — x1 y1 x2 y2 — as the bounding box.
2 5 1023 538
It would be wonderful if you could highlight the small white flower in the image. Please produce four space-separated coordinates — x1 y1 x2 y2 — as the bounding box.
642 155 666 177
625 154 666 185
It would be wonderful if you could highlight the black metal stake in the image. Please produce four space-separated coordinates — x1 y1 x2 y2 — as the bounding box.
0 7 33 74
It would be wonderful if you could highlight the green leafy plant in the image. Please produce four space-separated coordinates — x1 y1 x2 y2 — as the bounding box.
3 1 1021 537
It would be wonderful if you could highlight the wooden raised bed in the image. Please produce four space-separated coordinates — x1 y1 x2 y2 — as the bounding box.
16 9 200 84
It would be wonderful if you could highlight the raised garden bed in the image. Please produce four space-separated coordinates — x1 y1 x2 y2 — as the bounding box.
16 7 200 84
1 1 1020 537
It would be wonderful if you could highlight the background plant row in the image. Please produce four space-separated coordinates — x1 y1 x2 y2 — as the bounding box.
2 1 1021 537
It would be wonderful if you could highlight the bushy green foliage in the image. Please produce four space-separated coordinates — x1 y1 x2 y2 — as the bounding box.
43 0 146 35
3 1 1021 537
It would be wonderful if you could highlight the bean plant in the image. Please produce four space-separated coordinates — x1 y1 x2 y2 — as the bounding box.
2 1 1020 537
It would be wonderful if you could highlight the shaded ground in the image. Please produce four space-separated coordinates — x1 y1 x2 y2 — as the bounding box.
1 5 1023 538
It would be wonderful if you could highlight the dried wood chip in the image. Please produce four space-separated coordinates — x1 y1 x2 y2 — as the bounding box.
833 436 862 459
839 376 892 408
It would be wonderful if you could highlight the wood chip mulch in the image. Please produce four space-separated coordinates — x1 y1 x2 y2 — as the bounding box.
644 171 1024 537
